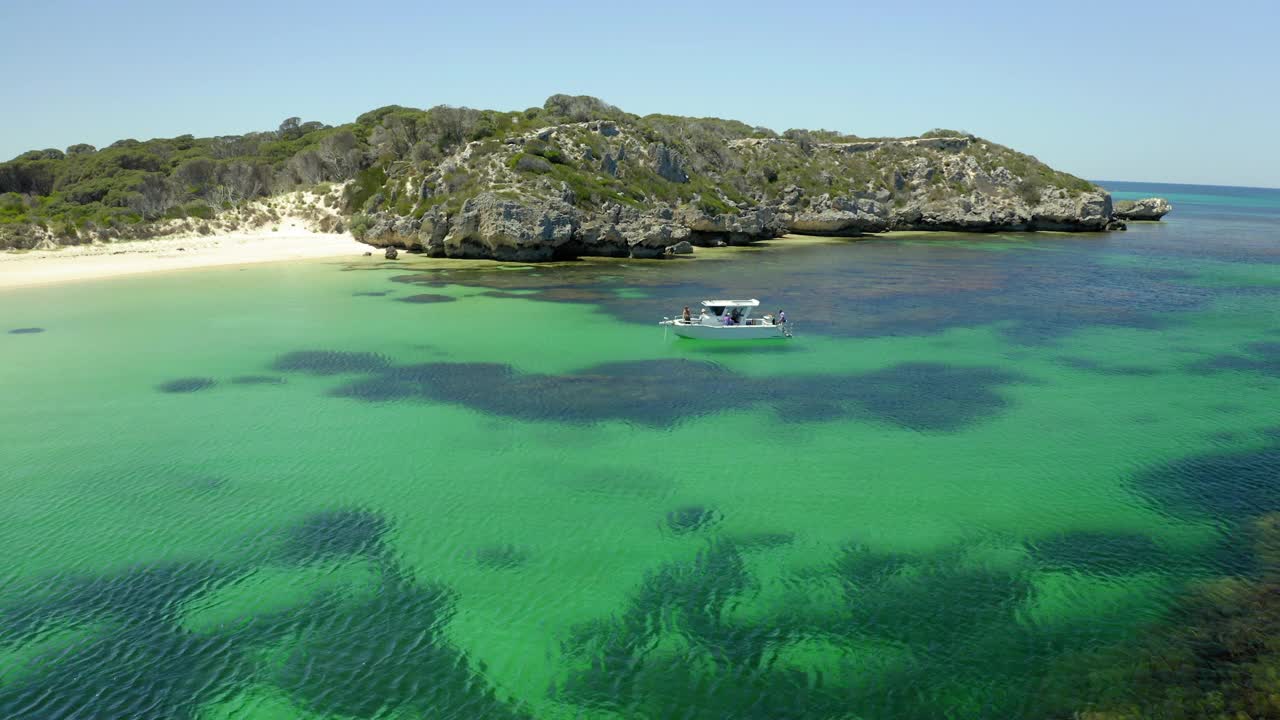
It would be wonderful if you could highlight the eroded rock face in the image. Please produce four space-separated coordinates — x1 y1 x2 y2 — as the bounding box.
1113 197 1173 221
1030 189 1113 231
358 187 1118 261
791 196 890 235
443 193 578 261
364 215 423 250
675 206 788 245
650 143 689 183
887 189 1113 233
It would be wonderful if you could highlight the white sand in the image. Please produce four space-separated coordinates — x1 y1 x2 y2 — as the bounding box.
0 222 375 290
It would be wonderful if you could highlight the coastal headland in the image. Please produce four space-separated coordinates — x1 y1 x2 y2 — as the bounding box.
2 95 1170 265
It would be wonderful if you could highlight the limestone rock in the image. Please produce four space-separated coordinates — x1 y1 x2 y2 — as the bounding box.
1113 197 1173 221
1030 189 1112 231
417 210 449 257
364 215 423 250
442 192 578 261
790 196 889 235
665 240 693 255
600 153 618 177
650 143 689 183
676 206 788 245
384 246 398 260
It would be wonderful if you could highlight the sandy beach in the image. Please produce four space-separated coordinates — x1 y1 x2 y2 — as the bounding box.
0 221 374 290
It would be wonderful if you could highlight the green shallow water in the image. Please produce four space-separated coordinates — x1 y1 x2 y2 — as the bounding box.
2 183 1279 718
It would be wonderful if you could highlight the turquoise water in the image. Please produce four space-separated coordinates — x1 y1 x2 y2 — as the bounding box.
1 183 1279 718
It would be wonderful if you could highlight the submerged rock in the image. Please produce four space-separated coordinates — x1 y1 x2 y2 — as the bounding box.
384 246 398 260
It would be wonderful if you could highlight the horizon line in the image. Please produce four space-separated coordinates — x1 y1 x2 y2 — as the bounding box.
1092 179 1280 192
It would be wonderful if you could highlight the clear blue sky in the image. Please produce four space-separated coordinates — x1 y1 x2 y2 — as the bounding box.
5 0 1277 187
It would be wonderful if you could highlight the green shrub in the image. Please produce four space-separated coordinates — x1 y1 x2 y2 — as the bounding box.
508 153 553 174
1016 178 1043 204
349 213 372 240
343 166 386 213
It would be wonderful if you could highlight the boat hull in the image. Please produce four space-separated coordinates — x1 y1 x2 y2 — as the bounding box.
669 322 789 340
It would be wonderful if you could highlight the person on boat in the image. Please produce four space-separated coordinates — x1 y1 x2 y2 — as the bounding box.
682 306 691 323
722 312 734 326
699 308 710 324
777 310 786 325
730 308 743 324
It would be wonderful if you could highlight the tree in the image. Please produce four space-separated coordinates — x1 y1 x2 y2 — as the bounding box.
783 129 816 155
278 117 302 140
126 173 174 218
173 158 217 198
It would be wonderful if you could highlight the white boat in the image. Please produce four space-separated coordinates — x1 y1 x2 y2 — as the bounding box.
659 299 792 340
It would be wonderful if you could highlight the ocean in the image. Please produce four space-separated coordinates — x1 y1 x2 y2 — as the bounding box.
1 181 1278 718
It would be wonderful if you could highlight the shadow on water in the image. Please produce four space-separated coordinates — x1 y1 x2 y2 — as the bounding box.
7 327 45 335
0 509 533 720
279 355 1027 431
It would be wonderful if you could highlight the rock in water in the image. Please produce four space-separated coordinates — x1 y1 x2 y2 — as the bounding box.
1113 197 1173 221
665 240 693 255
384 246 398 260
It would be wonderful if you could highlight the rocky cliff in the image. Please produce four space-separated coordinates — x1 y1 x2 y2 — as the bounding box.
352 99 1125 260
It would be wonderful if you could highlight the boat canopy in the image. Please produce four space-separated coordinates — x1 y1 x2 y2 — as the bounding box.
700 299 759 308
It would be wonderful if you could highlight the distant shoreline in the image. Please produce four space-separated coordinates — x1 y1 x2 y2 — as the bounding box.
0 222 373 290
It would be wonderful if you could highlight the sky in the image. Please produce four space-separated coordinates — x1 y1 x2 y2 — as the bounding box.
4 0 1277 187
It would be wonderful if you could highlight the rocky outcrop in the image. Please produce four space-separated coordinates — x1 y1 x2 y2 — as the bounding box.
1113 197 1172 221
359 188 1117 260
350 101 1121 262
442 194 577 261
650 144 688 183
789 196 890 235
675 206 788 245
